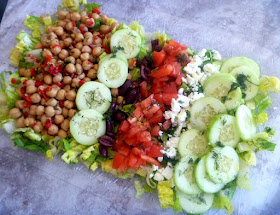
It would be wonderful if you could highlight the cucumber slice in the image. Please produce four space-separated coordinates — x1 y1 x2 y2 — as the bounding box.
236 105 257 140
190 97 227 130
177 190 214 214
208 114 240 148
178 129 210 158
76 81 112 114
98 57 128 88
230 66 260 101
110 29 142 59
221 56 260 77
205 146 239 184
204 73 242 110
174 156 202 195
195 157 225 193
70 109 106 146
99 53 128 66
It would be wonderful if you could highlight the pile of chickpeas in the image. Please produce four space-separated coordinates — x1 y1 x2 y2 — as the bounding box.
8 8 122 138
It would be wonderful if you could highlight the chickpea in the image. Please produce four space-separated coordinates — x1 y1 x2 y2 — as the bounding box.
41 98 47 105
93 37 102 45
30 105 37 115
81 15 88 23
92 46 103 56
19 68 26 76
75 42 83 50
53 115 64 124
36 105 45 116
75 64 82 75
66 63 76 73
85 18 95 28
86 69 96 79
77 73 85 80
93 64 99 70
30 93 41 103
52 73 63 83
64 84 71 91
76 59 82 65
75 33 84 42
24 117 36 127
33 122 43 133
71 12 81 22
9 108 22 119
50 39 59 46
81 45 91 53
26 80 35 86
83 37 93 46
66 12 71 20
127 73 132 80
34 42 43 49
79 24 88 33
82 60 93 70
46 98 58 106
58 129 67 138
66 90 76 101
100 25 111 34
84 77 91 82
58 49 69 60
51 45 62 55
101 14 108 24
41 129 48 135
48 124 59 135
16 117 25 128
16 88 23 98
26 85 37 94
68 109 76 118
23 107 30 113
44 74 53 85
55 106 62 115
58 20 66 28
71 48 81 58
62 107 69 117
84 32 93 38
57 10 67 20
46 88 58 98
61 119 70 131
49 32 58 40
80 52 90 61
117 96 124 104
41 34 51 47
16 100 24 109
41 114 49 126
111 88 119 97
71 33 75 39
42 49 53 58
37 115 42 120
110 22 119 30
54 26 64 36
45 106 55 117
64 100 74 109
65 21 73 31
56 89 66 100
64 38 73 47
65 56 75 64
71 78 80 88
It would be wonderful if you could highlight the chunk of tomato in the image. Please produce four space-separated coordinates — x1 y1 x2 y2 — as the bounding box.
148 109 163 125
163 82 178 94
140 81 149 98
143 104 161 119
162 119 172 131
147 144 164 158
140 94 154 110
128 153 139 169
162 93 178 105
113 152 127 169
137 131 152 143
149 64 173 78
119 120 130 133
153 49 166 67
151 125 161 137
170 62 182 78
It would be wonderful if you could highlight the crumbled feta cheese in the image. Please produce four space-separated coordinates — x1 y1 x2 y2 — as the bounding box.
203 63 218 74
212 50 222 60
177 111 187 123
177 95 191 108
154 172 164 181
166 137 180 148
152 164 159 171
149 173 154 178
158 157 163 162
171 98 181 113
158 130 163 136
165 147 176 158
198 49 207 58
273 106 278 110
178 88 184 95
162 166 174 180
164 110 177 122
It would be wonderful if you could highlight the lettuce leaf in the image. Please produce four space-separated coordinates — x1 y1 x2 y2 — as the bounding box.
238 150 256 166
157 180 174 209
134 180 145 199
130 67 141 81
101 160 135 179
259 75 280 95
237 158 251 190
154 31 172 47
173 195 183 214
0 119 17 134
121 104 135 115
24 15 44 38
84 3 102 13
61 140 87 164
128 21 147 59
256 112 268 125
253 93 273 114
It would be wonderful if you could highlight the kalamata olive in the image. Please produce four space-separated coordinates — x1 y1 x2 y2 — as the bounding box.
125 88 137 104
106 131 115 138
118 80 132 95
106 119 113 132
99 145 108 157
151 39 160 51
141 65 148 80
110 100 117 111
98 135 115 147
113 111 127 122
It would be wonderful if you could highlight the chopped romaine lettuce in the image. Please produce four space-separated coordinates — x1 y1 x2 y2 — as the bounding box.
62 0 88 10
42 15 53 30
237 158 251 190
24 15 44 38
259 75 280 95
121 104 135 115
99 52 107 61
256 112 268 125
264 126 275 137
0 119 17 134
154 31 172 47
157 180 174 209
61 141 87 164
212 195 234 215
253 93 273 114
239 150 256 166
128 21 147 59
130 67 141 81
134 180 145 199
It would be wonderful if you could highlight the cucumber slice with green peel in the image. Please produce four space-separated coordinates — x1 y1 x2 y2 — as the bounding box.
236 105 257 140
110 29 142 59
174 156 202 195
203 73 242 110
195 157 225 193
230 66 260 101
220 56 260 77
190 97 227 130
99 53 128 66
205 146 239 184
177 190 214 214
98 57 128 88
208 114 240 148
178 129 210 158
76 81 112 114
70 109 106 146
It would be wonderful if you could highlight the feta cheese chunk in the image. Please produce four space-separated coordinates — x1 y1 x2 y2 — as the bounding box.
162 166 174 180
165 147 176 158
154 172 164 181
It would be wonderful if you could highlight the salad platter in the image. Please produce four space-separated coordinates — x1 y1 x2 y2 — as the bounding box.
0 0 280 214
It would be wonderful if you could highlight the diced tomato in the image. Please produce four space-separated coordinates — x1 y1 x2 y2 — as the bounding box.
154 93 163 103
169 62 181 77
140 94 153 110
175 73 185 86
129 58 137 67
11 78 17 84
140 81 149 98
134 157 145 168
133 106 144 119
143 104 161 119
151 125 161 137
137 131 152 143
119 120 130 133
140 153 161 167
153 49 166 67
163 82 177 94
114 141 131 157
147 144 163 158
127 125 144 139
112 152 127 169
148 109 163 125
72 20 76 27
79 79 86 86
151 82 165 94
162 119 172 131
142 141 152 150
128 153 139 169
92 7 101 15
149 64 173 78
153 76 169 83
125 137 138 146
162 93 178 105
143 121 151 129
79 25 85 34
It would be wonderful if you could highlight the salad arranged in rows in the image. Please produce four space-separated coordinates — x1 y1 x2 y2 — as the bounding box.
1 0 280 214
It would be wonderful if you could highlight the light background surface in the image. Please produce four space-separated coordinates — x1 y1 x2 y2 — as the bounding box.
0 0 280 214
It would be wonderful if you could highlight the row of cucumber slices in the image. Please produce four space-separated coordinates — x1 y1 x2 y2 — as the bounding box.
70 28 143 145
174 56 260 213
